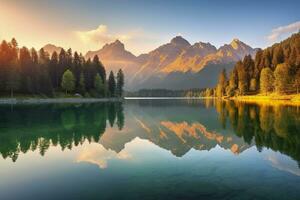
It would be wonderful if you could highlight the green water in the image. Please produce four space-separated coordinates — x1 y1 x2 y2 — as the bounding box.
0 99 300 200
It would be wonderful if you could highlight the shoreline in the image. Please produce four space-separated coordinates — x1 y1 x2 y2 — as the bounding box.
0 98 123 105
227 94 300 106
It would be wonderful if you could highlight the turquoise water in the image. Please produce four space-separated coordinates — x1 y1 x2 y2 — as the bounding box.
0 99 299 200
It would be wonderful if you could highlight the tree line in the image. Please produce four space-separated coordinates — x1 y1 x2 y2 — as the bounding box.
0 38 124 98
126 88 205 97
207 32 300 97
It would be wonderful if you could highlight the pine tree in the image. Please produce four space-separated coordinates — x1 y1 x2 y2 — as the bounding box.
39 48 50 66
237 62 248 95
39 69 53 96
58 49 67 85
254 49 263 79
61 69 75 95
94 73 105 97
216 69 227 97
93 55 106 83
262 50 272 68
73 51 81 89
6 67 20 98
31 48 39 93
19 47 33 93
78 72 86 95
294 69 300 93
229 69 238 90
66 48 73 68
108 71 116 97
49 51 59 88
242 55 255 81
84 58 94 90
272 46 284 67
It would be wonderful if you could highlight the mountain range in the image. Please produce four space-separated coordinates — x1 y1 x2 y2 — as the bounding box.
44 36 257 90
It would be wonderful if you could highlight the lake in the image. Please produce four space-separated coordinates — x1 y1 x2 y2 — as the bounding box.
0 99 299 200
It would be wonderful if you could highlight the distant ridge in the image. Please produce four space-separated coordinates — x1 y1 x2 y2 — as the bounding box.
84 36 257 90
43 44 62 55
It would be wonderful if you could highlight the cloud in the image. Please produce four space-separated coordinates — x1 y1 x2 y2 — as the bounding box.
75 24 131 45
74 24 161 55
76 143 132 169
265 152 300 176
267 21 300 42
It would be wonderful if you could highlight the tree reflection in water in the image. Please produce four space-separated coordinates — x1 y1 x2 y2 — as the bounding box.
0 100 299 168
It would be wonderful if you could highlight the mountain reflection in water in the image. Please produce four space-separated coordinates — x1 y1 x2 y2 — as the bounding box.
0 99 299 167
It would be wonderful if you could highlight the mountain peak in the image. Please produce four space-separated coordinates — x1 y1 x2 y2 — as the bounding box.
43 44 62 55
232 38 240 42
170 36 191 46
85 39 137 62
113 39 122 45
230 38 245 49
104 39 125 50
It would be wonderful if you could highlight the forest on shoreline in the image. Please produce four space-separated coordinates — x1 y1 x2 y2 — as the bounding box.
207 32 300 99
0 39 124 98
1 33 300 100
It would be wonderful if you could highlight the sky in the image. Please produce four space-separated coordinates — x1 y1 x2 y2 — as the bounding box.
0 0 300 55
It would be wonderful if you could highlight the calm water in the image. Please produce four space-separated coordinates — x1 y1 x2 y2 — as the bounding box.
0 99 300 200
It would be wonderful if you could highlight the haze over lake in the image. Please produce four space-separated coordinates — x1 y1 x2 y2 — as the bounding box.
0 99 299 200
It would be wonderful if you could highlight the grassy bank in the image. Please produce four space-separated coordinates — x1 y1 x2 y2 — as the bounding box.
228 94 300 106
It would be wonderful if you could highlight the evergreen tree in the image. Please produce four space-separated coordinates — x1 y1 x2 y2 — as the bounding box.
260 68 274 95
0 38 111 97
242 55 255 82
108 71 116 97
6 67 20 98
31 48 40 93
216 69 227 97
61 69 75 94
39 48 49 65
254 49 263 79
116 69 124 97
94 73 105 96
93 55 106 83
49 51 59 88
39 69 53 96
58 49 67 85
73 51 81 89
237 63 248 95
19 47 34 93
66 48 73 68
39 48 52 95
78 72 86 94
262 50 272 68
272 46 284 67
229 69 238 90
294 69 300 93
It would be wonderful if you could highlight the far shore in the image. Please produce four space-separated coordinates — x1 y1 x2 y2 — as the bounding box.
0 97 123 105
1 95 300 106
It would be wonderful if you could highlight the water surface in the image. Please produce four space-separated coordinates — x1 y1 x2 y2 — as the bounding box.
0 99 299 200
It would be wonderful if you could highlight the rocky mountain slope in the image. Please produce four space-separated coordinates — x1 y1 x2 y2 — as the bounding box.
42 36 257 90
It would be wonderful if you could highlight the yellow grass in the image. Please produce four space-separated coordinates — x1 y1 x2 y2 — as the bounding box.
228 94 300 106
